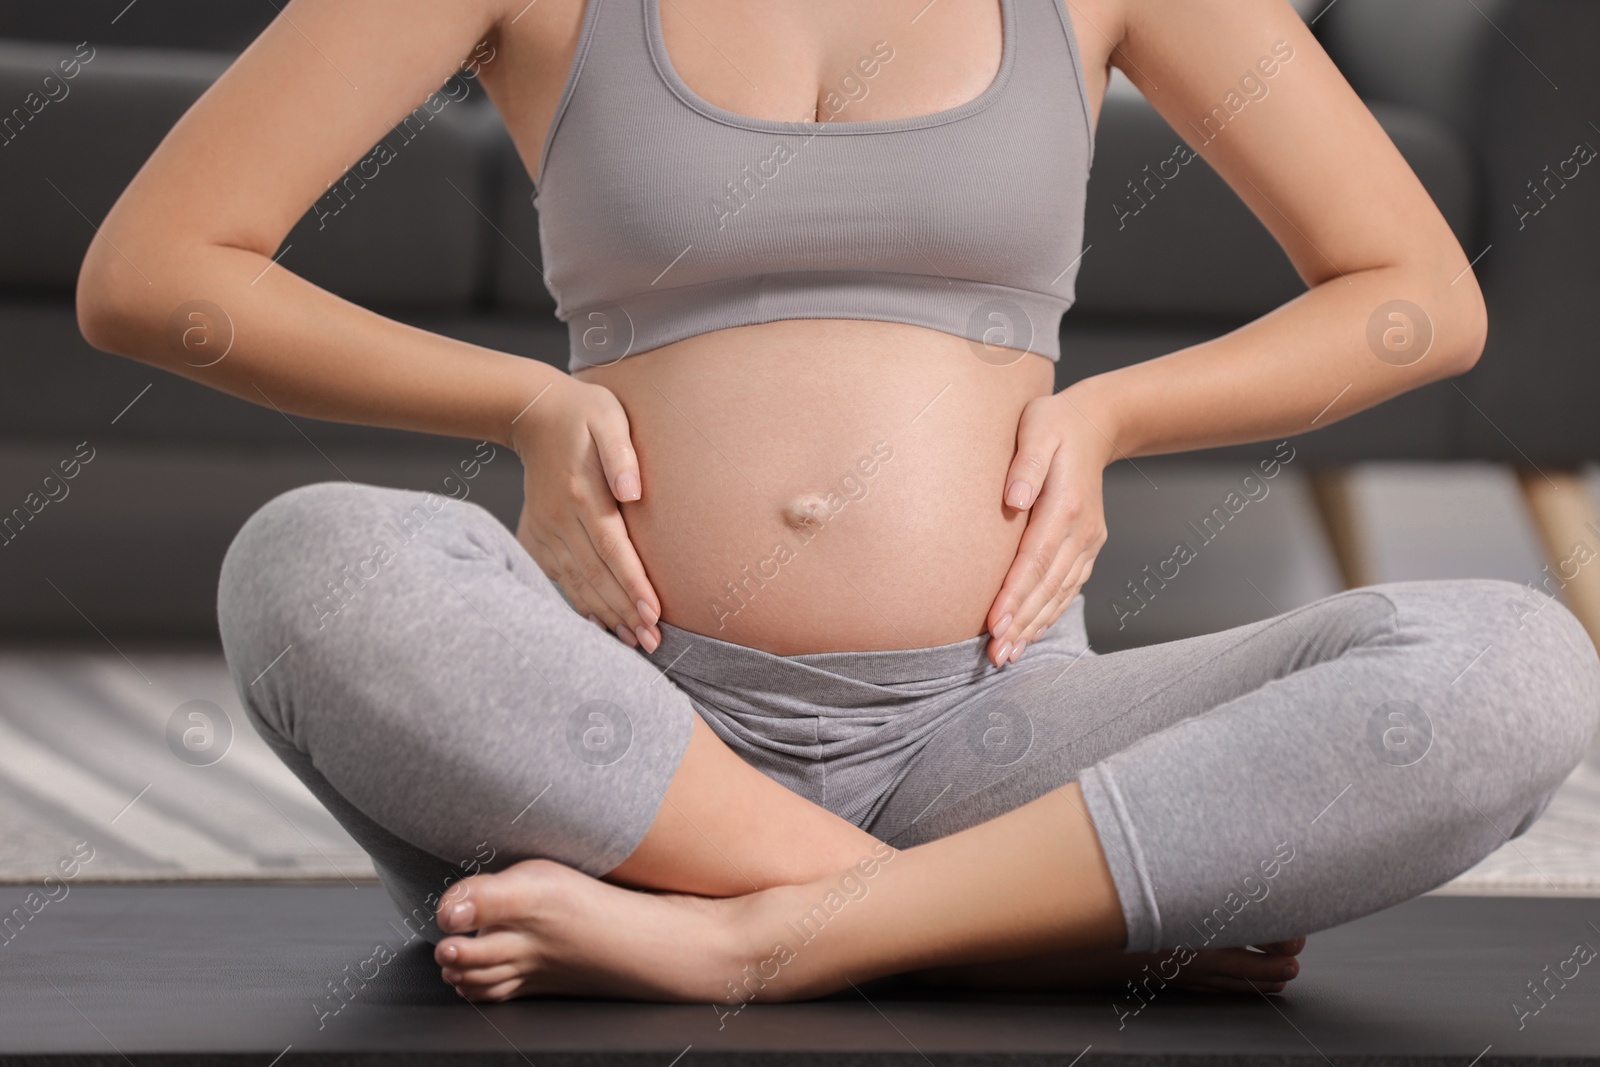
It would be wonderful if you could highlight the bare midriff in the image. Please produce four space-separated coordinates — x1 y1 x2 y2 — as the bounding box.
576 318 1054 655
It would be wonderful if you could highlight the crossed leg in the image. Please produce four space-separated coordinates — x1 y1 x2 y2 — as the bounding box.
219 485 1596 1002
432 577 1599 1001
218 483 1310 1000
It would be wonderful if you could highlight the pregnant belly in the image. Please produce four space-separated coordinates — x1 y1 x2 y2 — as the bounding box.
576 319 1055 655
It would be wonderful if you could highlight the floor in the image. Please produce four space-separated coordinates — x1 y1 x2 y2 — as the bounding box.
2 886 1598 1064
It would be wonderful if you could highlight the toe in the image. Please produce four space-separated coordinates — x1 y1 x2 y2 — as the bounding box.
435 859 562 935
452 962 524 988
435 877 486 934
1194 947 1299 984
435 930 529 970
1253 937 1307 957
456 975 526 1002
1225 978 1287 994
435 936 469 966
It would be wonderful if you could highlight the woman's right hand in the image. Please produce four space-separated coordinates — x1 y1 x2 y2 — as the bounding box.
510 377 662 652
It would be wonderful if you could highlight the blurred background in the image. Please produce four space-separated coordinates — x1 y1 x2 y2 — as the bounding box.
0 1 1596 890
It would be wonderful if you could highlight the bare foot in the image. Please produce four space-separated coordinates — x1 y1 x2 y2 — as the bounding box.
910 938 1307 995
432 858 1304 1003
434 857 945 1004
432 858 751 1002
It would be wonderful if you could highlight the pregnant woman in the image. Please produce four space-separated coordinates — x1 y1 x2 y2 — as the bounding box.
79 0 1597 1003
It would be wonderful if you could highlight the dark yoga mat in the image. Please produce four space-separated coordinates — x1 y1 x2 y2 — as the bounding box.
2 885 1598 1065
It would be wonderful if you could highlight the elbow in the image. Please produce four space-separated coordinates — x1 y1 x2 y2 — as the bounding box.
75 231 170 357
1452 282 1488 375
1436 277 1488 379
76 243 141 355
75 289 128 357
1408 254 1488 382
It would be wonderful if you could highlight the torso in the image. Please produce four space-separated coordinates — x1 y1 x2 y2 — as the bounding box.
478 0 1113 654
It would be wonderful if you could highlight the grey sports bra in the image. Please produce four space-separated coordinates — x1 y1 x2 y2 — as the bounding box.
532 0 1095 371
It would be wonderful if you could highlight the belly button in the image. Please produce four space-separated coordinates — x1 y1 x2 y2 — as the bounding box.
782 494 830 530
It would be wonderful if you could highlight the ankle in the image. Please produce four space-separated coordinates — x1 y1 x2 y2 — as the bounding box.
706 884 823 1004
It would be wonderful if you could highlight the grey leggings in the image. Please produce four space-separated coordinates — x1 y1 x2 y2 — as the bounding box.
218 483 1600 953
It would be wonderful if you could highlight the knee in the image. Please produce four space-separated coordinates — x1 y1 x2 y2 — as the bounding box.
1410 577 1596 677
217 482 478 679
220 483 372 628
1468 577 1599 719
1519 593 1600 773
1449 578 1600 792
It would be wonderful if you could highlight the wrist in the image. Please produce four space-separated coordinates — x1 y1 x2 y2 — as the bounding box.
1055 376 1126 468
499 361 568 456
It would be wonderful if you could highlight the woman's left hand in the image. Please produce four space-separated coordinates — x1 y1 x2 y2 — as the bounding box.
986 387 1117 667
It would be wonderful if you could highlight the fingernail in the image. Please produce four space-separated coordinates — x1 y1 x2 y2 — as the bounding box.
445 901 474 930
615 471 641 501
995 642 1012 664
635 626 657 652
1006 480 1032 509
1009 640 1025 663
587 613 603 629
993 613 1013 637
636 599 659 626
439 943 458 963
615 623 639 648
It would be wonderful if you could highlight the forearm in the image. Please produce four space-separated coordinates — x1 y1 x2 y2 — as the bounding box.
1067 261 1488 463
78 240 563 449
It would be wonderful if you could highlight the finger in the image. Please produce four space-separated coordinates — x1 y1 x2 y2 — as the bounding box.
1003 410 1059 512
523 534 608 627
582 416 663 633
520 506 616 626
1014 518 1104 647
1027 549 1098 643
556 525 648 643
1011 546 1091 646
543 460 654 637
530 524 627 635
574 507 663 651
985 521 1088 662
987 458 1088 641
986 517 1064 651
589 406 643 504
553 544 620 631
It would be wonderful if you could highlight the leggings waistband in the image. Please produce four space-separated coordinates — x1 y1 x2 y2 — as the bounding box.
641 598 1089 713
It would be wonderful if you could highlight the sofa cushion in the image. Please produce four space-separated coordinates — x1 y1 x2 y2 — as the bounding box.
1056 317 1462 463
0 441 524 640
1073 77 1478 320
0 41 492 309
0 4 275 53
1318 0 1600 462
1315 0 1507 142
0 298 566 449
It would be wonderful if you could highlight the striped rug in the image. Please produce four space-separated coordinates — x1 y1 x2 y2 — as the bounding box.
0 650 375 883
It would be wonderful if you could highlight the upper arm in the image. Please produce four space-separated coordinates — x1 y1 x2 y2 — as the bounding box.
1111 0 1471 289
88 0 503 270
